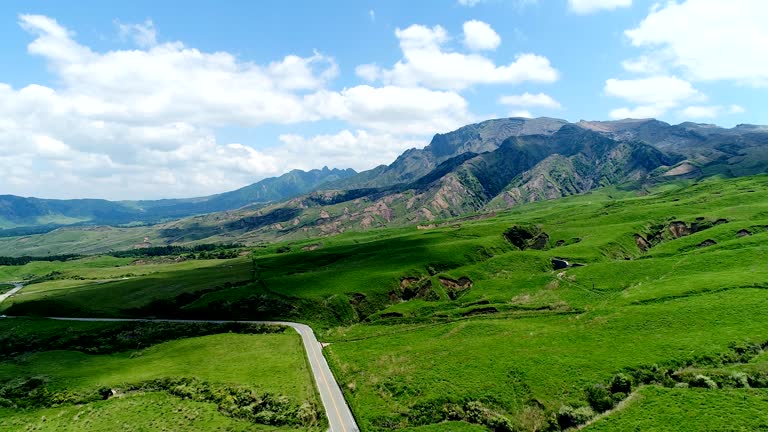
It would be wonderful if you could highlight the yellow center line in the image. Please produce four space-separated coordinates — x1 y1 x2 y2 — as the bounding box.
305 329 348 432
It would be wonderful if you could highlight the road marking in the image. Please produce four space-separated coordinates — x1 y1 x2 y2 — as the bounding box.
307 334 347 432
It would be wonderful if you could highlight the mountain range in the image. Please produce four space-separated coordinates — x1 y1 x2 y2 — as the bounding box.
2 117 768 255
0 167 356 235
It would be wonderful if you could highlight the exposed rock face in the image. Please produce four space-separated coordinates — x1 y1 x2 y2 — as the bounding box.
438 276 473 300
697 239 717 248
552 258 569 270
668 221 691 238
737 229 752 237
391 277 439 302
636 218 728 252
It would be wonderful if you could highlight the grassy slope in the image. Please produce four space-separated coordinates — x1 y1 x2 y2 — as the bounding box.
0 319 319 431
586 387 768 431
3 175 768 430
0 392 301 432
0 257 251 315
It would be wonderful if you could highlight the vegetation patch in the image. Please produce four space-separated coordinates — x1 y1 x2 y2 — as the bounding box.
634 218 728 252
503 225 549 250
0 320 285 359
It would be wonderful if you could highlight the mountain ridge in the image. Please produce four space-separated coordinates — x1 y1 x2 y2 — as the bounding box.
2 116 768 256
0 167 356 232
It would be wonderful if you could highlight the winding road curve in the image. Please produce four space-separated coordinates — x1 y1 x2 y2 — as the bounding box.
1 283 358 432
0 283 23 304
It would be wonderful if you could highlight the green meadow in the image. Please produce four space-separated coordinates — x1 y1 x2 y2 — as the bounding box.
2 175 768 430
0 319 324 431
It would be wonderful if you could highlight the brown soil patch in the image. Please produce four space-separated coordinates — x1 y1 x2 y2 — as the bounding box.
634 234 652 252
439 276 473 300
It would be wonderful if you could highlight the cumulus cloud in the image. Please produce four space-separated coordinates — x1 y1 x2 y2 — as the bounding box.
355 22 558 90
604 76 704 119
568 0 632 14
0 15 478 199
307 85 472 135
624 0 768 86
276 130 426 171
463 20 501 51
499 92 561 109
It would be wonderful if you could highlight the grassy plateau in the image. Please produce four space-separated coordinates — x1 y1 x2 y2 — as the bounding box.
2 175 768 431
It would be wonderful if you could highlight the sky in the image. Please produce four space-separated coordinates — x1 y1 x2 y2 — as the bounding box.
0 0 765 200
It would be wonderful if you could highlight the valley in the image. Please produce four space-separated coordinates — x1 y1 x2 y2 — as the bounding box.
2 174 768 430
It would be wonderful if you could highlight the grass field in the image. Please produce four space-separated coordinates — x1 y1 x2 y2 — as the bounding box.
0 319 323 431
586 387 768 431
3 175 768 430
0 392 304 432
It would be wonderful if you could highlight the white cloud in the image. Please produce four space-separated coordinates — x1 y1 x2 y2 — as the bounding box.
604 76 701 106
499 92 561 109
509 110 533 118
116 19 157 48
369 9 375 21
307 85 472 135
356 23 558 90
457 0 482 6
625 0 768 86
276 130 425 172
0 14 481 199
463 20 501 51
681 105 720 119
621 55 665 75
609 105 666 119
605 76 704 118
568 0 632 14
680 104 747 119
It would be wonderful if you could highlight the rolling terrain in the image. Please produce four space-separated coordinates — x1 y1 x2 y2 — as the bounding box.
2 174 768 430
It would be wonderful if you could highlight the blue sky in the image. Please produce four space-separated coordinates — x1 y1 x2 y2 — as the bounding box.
0 0 765 199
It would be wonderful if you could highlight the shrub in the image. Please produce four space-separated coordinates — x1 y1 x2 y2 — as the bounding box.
609 373 633 394
748 372 768 388
585 384 614 412
689 374 718 389
556 405 595 429
724 372 750 388
611 392 627 404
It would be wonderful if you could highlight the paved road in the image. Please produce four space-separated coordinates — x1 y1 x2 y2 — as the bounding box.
46 317 359 432
0 283 23 304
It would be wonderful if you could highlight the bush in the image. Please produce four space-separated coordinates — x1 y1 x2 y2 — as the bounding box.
689 374 718 389
611 392 627 404
585 384 614 412
748 372 768 388
556 405 595 429
609 373 633 394
724 372 750 388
